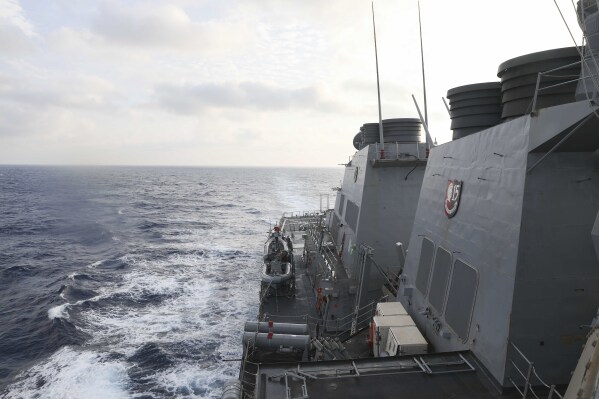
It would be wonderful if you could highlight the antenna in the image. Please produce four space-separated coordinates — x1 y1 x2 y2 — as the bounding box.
441 97 451 117
412 94 434 148
371 2 385 159
418 0 428 127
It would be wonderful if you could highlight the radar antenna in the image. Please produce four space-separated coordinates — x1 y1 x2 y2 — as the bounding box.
371 2 385 159
418 0 429 126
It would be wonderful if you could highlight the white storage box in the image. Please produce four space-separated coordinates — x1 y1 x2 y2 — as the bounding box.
385 326 428 356
375 302 408 317
373 315 415 357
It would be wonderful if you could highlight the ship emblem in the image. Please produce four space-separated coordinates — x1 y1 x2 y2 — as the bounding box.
444 179 463 218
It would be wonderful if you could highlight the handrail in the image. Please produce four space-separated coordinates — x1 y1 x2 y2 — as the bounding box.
281 211 326 219
529 53 599 114
374 142 425 161
261 300 377 341
507 342 563 399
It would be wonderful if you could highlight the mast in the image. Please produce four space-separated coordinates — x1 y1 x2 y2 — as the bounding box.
418 0 429 127
371 2 385 158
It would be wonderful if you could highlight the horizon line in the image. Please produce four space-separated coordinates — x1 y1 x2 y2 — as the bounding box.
0 163 342 169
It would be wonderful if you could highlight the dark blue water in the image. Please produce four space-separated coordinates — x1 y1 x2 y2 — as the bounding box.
0 166 341 398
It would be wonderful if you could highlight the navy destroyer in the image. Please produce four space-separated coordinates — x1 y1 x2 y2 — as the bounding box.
223 2 599 398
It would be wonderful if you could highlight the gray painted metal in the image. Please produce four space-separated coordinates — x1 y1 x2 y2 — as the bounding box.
449 105 502 118
449 96 504 109
528 100 596 151
338 193 346 218
360 119 422 145
244 321 310 335
511 150 599 384
577 0 598 25
383 118 422 143
399 101 599 388
450 114 502 129
447 82 502 98
220 380 242 399
444 260 478 342
593 211 599 262
427 246 452 314
400 116 530 384
242 332 311 349
497 47 580 119
235 23 599 399
353 132 362 150
254 352 521 399
447 82 502 140
355 247 373 313
576 12 599 100
345 200 359 231
395 242 407 270
335 143 426 305
415 238 434 295
497 47 580 76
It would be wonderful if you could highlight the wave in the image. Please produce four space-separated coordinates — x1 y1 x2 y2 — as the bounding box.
48 304 70 320
2 266 35 278
58 285 98 302
0 166 342 397
3 347 129 399
137 221 168 230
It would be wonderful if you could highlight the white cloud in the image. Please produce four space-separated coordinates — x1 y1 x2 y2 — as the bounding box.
0 0 586 166
0 0 35 36
0 0 36 55
90 2 255 55
154 81 341 115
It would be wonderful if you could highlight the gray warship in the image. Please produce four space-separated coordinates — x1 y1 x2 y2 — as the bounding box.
223 2 599 398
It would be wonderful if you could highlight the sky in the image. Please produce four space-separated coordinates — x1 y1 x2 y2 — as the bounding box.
0 0 583 166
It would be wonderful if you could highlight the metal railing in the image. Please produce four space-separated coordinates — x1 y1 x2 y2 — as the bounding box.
324 300 377 340
529 56 599 115
507 342 563 399
261 300 377 342
531 59 583 113
281 210 325 219
374 142 425 161
320 242 339 279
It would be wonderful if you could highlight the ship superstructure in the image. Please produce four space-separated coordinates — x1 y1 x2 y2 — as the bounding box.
224 2 599 398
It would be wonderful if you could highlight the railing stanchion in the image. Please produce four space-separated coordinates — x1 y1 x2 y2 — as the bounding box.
531 72 542 114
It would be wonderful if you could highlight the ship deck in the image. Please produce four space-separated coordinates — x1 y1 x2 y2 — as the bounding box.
245 214 551 398
258 216 320 328
260 214 351 336
254 352 525 399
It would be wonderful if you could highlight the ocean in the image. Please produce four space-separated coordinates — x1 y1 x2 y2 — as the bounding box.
0 166 342 398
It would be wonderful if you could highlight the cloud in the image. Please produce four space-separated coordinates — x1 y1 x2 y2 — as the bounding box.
154 81 341 114
0 75 119 110
90 2 255 55
0 0 36 55
0 0 35 36
0 74 121 138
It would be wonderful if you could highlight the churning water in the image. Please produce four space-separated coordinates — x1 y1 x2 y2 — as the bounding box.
0 166 341 398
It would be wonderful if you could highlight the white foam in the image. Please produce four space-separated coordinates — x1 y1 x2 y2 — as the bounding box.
150 361 239 397
5 347 129 399
87 259 106 269
48 303 69 320
24 249 260 397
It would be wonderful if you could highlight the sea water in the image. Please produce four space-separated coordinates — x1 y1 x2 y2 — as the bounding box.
0 166 341 398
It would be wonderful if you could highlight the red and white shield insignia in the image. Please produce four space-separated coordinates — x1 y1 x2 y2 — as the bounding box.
444 179 463 218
